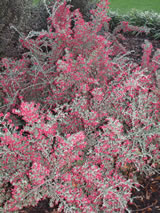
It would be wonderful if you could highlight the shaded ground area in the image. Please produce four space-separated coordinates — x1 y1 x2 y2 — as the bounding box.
19 198 60 213
121 32 160 65
17 33 160 212
19 198 56 213
127 173 160 213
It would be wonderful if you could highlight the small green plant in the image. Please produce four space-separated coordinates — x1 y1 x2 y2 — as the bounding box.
32 0 41 6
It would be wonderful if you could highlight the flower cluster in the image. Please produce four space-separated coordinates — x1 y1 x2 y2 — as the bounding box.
0 0 160 212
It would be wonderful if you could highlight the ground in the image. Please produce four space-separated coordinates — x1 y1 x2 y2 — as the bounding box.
121 32 160 64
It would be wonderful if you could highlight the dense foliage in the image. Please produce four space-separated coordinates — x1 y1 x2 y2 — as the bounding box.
0 0 159 212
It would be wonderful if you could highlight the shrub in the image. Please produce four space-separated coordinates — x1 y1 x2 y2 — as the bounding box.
0 0 160 212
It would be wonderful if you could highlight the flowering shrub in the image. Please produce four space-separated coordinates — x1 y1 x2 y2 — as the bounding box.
0 0 160 212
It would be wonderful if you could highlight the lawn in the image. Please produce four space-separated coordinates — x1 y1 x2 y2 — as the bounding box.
108 0 160 15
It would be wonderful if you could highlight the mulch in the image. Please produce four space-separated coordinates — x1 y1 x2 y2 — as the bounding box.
127 173 160 213
2 32 160 213
120 32 160 65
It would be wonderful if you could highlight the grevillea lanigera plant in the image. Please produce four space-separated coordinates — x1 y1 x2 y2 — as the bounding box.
0 0 160 212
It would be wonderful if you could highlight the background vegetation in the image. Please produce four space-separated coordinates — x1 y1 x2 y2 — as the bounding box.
107 8 160 40
108 0 160 15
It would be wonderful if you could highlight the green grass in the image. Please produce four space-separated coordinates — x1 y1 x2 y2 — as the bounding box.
108 0 160 15
32 0 41 6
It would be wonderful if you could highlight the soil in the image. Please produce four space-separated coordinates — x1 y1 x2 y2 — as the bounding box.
2 33 160 213
119 32 160 65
